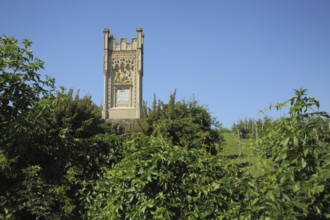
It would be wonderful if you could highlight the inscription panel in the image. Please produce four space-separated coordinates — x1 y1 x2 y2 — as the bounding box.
115 87 130 107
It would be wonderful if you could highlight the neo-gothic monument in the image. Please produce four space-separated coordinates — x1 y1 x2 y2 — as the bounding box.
102 28 144 122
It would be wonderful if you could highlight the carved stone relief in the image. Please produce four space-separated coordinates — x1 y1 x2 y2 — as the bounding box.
112 54 135 85
114 70 131 84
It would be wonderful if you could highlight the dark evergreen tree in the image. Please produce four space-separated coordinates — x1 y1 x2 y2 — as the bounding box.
144 92 224 154
36 88 110 139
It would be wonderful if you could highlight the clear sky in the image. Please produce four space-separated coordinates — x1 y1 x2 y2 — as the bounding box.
1 0 329 128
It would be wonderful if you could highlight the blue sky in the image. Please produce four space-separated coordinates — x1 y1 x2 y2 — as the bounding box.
1 0 329 128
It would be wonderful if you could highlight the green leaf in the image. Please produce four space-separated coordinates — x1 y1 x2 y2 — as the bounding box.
300 158 307 168
293 136 298 147
283 137 290 147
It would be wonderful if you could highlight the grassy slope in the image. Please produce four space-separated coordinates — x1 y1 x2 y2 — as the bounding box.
222 132 261 175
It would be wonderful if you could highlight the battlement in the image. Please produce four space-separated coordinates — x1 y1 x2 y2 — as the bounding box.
113 37 138 50
104 27 144 51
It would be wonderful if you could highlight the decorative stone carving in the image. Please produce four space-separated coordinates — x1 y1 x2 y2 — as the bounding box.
114 70 131 84
112 54 135 68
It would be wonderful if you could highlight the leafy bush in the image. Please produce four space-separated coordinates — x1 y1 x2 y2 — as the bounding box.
0 36 119 219
36 88 110 139
254 89 330 219
87 135 253 219
143 92 224 154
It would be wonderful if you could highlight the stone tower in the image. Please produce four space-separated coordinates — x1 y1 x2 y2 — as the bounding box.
102 28 144 121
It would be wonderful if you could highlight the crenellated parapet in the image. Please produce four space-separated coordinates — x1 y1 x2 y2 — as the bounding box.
113 38 137 50
104 28 143 51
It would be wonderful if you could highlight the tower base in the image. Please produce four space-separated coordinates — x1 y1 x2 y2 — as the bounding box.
105 118 144 134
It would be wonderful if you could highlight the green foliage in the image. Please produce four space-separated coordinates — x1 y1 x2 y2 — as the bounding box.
254 89 330 219
2 36 330 219
0 134 124 219
260 89 329 174
0 36 54 116
0 36 55 151
59 134 125 218
0 36 119 219
144 92 224 154
36 88 110 139
232 117 272 139
87 135 253 219
0 36 56 218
